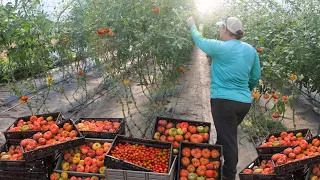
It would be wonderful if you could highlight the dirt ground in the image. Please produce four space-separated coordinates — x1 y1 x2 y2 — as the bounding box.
0 45 319 179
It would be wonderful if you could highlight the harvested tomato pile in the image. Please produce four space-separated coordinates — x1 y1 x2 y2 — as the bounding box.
259 131 305 147
20 122 79 151
60 141 111 174
153 119 209 153
0 145 23 160
110 142 171 173
310 163 320 179
76 119 121 133
272 138 320 165
7 115 57 132
241 159 275 174
179 147 220 179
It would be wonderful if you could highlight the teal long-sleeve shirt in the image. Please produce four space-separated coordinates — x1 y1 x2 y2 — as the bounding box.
190 24 261 103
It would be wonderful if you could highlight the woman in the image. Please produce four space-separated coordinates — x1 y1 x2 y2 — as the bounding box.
186 16 261 180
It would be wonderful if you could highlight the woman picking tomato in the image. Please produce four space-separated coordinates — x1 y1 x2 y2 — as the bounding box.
186 16 261 180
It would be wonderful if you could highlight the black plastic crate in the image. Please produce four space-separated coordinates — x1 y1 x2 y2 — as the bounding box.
104 135 174 173
50 171 107 180
255 129 312 155
21 119 85 162
74 117 125 139
152 116 211 143
0 139 57 172
239 154 307 180
4 112 65 140
305 162 320 180
0 171 49 180
177 141 223 180
273 135 320 175
54 138 113 178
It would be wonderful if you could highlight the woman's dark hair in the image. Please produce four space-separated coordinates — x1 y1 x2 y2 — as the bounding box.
226 28 244 40
235 30 244 40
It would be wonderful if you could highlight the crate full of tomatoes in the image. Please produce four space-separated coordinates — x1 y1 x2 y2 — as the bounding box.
177 142 222 180
306 162 320 180
239 154 307 180
20 119 85 162
271 135 320 175
50 171 106 180
255 129 312 155
104 135 174 175
152 116 211 154
54 138 113 178
4 112 65 140
75 117 125 139
0 139 57 180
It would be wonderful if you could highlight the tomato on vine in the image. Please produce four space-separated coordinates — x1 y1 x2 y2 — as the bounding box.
78 70 84 76
251 90 260 99
153 7 160 14
289 74 297 82
179 67 185 73
47 77 54 83
282 96 288 103
272 113 279 119
104 28 110 33
97 29 105 34
272 93 279 99
21 96 28 101
263 93 270 99
123 79 130 85
256 47 263 53
109 31 115 36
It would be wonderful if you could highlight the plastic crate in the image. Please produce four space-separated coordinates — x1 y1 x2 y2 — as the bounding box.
177 142 223 180
105 156 177 180
4 112 65 140
74 117 125 139
305 162 320 180
0 139 56 172
104 135 174 173
273 135 320 175
54 138 114 178
239 154 307 180
0 171 50 180
255 129 312 154
50 171 107 180
21 119 85 162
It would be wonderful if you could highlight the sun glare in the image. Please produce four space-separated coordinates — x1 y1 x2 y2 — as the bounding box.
195 0 222 14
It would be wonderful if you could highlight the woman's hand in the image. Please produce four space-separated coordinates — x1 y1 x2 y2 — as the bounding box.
186 16 195 26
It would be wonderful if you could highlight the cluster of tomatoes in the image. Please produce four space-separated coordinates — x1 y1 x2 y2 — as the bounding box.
180 147 220 180
50 172 105 180
61 141 111 174
259 131 305 147
272 138 320 166
241 159 275 175
0 145 23 160
97 28 114 36
20 122 79 152
7 115 57 132
76 119 121 133
110 142 170 173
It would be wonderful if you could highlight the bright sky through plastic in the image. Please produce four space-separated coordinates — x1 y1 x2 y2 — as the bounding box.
195 0 223 14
